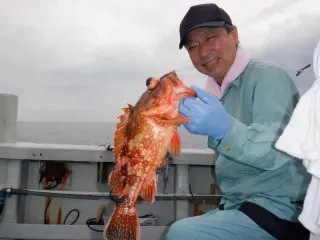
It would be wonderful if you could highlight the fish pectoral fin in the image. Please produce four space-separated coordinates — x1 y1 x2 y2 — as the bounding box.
148 114 189 126
108 164 127 196
140 175 157 203
168 130 182 157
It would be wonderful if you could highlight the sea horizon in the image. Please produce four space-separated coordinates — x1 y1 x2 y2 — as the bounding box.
16 121 209 149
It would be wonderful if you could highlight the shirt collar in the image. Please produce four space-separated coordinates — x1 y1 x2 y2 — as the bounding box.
204 44 251 99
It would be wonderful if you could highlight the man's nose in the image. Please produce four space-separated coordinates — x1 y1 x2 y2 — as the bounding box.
199 43 210 58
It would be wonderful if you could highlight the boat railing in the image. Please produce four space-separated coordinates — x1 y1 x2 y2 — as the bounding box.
0 93 220 240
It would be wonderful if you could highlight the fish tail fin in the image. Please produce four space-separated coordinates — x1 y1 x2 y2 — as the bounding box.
104 202 140 240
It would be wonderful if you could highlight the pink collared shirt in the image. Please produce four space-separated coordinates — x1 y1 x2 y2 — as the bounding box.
204 45 251 99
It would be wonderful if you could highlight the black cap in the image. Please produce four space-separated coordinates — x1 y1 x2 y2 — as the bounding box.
179 3 232 49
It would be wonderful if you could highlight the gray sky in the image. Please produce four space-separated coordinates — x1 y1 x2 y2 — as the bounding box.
1 0 319 122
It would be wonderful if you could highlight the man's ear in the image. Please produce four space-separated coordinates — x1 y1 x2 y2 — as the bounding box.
231 25 240 45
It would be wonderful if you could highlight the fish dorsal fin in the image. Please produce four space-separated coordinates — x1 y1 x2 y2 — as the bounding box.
168 130 182 157
114 104 134 164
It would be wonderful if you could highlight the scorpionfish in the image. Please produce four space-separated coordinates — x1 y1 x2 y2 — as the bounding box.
103 71 196 240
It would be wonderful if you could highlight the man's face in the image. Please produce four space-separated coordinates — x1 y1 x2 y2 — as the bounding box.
184 26 239 83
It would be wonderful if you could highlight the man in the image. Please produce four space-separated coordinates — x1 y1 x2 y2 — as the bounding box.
165 3 311 240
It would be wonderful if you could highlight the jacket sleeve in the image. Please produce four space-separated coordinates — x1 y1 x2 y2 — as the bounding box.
208 66 300 170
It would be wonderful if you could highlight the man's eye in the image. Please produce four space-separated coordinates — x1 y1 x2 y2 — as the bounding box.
187 45 197 51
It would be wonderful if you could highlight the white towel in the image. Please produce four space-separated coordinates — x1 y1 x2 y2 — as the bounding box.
275 39 320 235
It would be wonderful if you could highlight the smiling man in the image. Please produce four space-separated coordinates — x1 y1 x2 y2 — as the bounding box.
183 26 237 86
165 3 311 240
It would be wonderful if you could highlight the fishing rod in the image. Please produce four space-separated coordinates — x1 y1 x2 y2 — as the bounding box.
296 63 311 76
0 187 223 202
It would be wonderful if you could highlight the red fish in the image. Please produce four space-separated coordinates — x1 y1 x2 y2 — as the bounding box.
103 71 196 240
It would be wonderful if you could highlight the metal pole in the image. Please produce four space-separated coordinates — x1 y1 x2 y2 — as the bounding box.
0 93 21 223
174 165 189 220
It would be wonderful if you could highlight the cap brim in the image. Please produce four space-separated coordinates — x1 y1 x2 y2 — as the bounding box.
179 21 226 49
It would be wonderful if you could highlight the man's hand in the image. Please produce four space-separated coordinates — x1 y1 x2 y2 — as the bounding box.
178 86 230 140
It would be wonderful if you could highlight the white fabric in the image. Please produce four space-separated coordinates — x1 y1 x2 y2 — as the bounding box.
275 39 320 235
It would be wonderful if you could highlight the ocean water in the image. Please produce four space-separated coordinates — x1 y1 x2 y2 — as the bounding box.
16 122 209 149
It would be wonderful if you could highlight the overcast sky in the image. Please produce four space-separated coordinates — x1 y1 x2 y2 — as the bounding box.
1 0 319 122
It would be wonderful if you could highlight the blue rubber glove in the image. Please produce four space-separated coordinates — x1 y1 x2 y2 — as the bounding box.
179 86 230 140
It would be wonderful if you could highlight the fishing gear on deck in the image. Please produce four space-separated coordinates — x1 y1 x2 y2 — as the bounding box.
63 208 80 225
43 197 80 225
109 190 121 206
86 217 104 232
39 161 73 225
156 166 169 194
38 161 72 189
156 153 173 194
86 204 105 232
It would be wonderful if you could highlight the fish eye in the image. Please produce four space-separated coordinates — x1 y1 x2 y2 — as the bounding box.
146 77 152 86
146 77 160 90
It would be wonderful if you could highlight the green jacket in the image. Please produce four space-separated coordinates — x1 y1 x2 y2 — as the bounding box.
208 59 311 221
